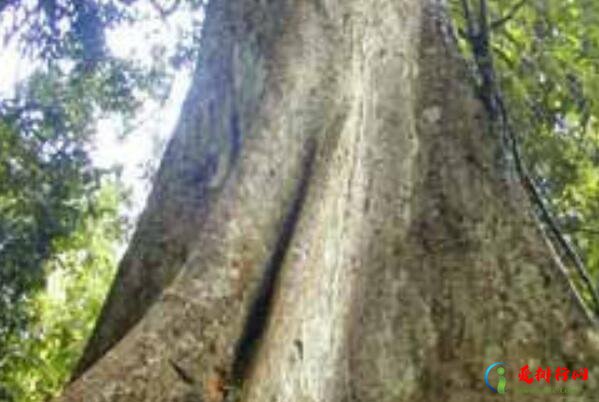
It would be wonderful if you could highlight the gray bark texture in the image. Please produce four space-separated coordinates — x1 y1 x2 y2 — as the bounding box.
61 0 599 401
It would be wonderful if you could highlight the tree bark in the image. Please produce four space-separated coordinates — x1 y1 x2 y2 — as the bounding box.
61 0 599 401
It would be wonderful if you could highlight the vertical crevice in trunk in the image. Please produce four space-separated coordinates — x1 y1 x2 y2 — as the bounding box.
231 138 316 384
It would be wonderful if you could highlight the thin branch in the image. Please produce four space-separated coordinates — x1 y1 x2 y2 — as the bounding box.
501 28 526 48
491 44 515 67
479 0 489 36
565 227 599 236
149 0 181 19
491 0 528 30
497 95 599 316
459 0 599 318
460 0 475 37
535 216 598 325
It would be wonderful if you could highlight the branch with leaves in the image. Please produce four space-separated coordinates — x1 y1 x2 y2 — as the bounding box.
458 0 599 320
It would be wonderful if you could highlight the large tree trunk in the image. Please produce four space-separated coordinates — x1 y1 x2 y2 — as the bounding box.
61 0 599 401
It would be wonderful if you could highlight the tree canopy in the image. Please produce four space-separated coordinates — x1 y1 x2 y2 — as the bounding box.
0 0 202 400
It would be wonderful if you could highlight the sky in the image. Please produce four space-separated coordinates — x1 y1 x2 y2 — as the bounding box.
0 3 198 222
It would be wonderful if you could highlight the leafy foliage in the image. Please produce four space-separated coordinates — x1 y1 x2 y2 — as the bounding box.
452 0 599 304
1 0 128 66
0 0 202 397
0 50 163 356
0 181 126 402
